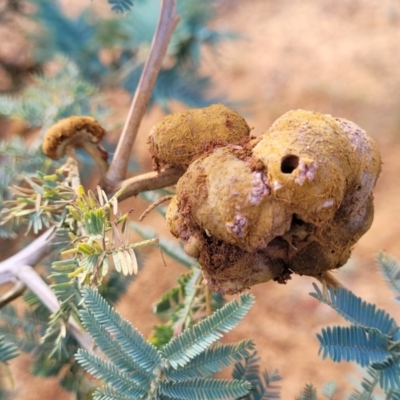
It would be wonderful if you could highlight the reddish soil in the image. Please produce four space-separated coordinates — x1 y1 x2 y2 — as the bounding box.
4 0 400 398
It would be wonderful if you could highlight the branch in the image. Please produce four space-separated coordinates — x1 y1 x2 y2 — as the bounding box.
117 167 184 201
315 272 345 290
105 0 180 185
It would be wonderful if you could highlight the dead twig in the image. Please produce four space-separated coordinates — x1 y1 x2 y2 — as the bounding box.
0 281 26 308
116 167 184 201
139 194 173 221
315 271 345 291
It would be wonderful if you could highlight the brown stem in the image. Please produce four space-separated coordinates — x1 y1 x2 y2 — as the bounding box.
116 167 184 201
106 0 180 184
315 272 345 290
0 282 26 308
139 195 173 221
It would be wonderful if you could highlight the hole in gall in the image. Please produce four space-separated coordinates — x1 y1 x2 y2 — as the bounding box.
281 155 299 174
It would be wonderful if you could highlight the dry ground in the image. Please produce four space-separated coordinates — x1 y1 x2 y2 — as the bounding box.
4 0 400 398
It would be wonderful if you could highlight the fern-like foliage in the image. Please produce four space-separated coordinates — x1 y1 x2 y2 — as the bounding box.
0 61 104 127
232 351 281 399
0 335 19 365
108 0 134 13
310 284 399 338
311 277 400 392
377 252 400 301
321 381 338 399
33 0 106 80
0 303 80 390
0 138 50 238
29 0 231 111
76 287 254 399
317 325 391 367
296 383 317 400
161 293 254 369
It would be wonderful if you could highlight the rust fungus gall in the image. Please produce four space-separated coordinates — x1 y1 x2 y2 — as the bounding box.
166 109 381 294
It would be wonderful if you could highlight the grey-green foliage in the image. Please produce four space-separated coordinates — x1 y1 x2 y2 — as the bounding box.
311 253 400 397
0 61 104 128
0 334 19 365
107 0 134 13
377 252 400 301
232 351 281 399
0 139 49 238
76 287 254 399
32 0 230 111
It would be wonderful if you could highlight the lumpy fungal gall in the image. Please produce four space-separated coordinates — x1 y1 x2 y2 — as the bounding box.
163 108 381 294
147 104 250 170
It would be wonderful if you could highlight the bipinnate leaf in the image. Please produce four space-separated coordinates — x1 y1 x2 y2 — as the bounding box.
310 283 399 337
75 349 147 398
165 340 255 381
0 334 19 364
79 309 149 385
80 287 161 373
161 293 255 369
232 351 281 400
159 378 251 400
317 326 391 367
108 0 134 13
376 252 400 300
297 383 317 400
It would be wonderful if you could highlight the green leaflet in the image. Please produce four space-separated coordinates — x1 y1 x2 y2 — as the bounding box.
165 340 255 381
310 283 399 337
159 378 251 400
80 287 162 373
318 326 390 367
75 350 147 398
0 335 19 364
377 252 400 300
296 383 317 400
77 288 254 399
79 309 149 385
161 293 254 369
232 352 281 400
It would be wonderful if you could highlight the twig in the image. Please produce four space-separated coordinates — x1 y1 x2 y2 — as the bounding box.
105 0 180 185
315 271 344 290
138 194 173 221
205 286 212 317
117 167 184 201
0 282 26 308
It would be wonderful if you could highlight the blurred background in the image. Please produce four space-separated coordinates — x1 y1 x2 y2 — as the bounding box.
1 0 400 398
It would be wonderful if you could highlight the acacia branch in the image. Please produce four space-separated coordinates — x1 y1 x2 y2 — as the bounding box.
117 167 184 201
106 0 180 185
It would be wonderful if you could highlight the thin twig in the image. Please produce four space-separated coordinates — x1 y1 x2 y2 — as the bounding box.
117 167 184 201
205 286 212 317
139 194 173 221
105 0 180 185
315 271 345 290
0 281 26 308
